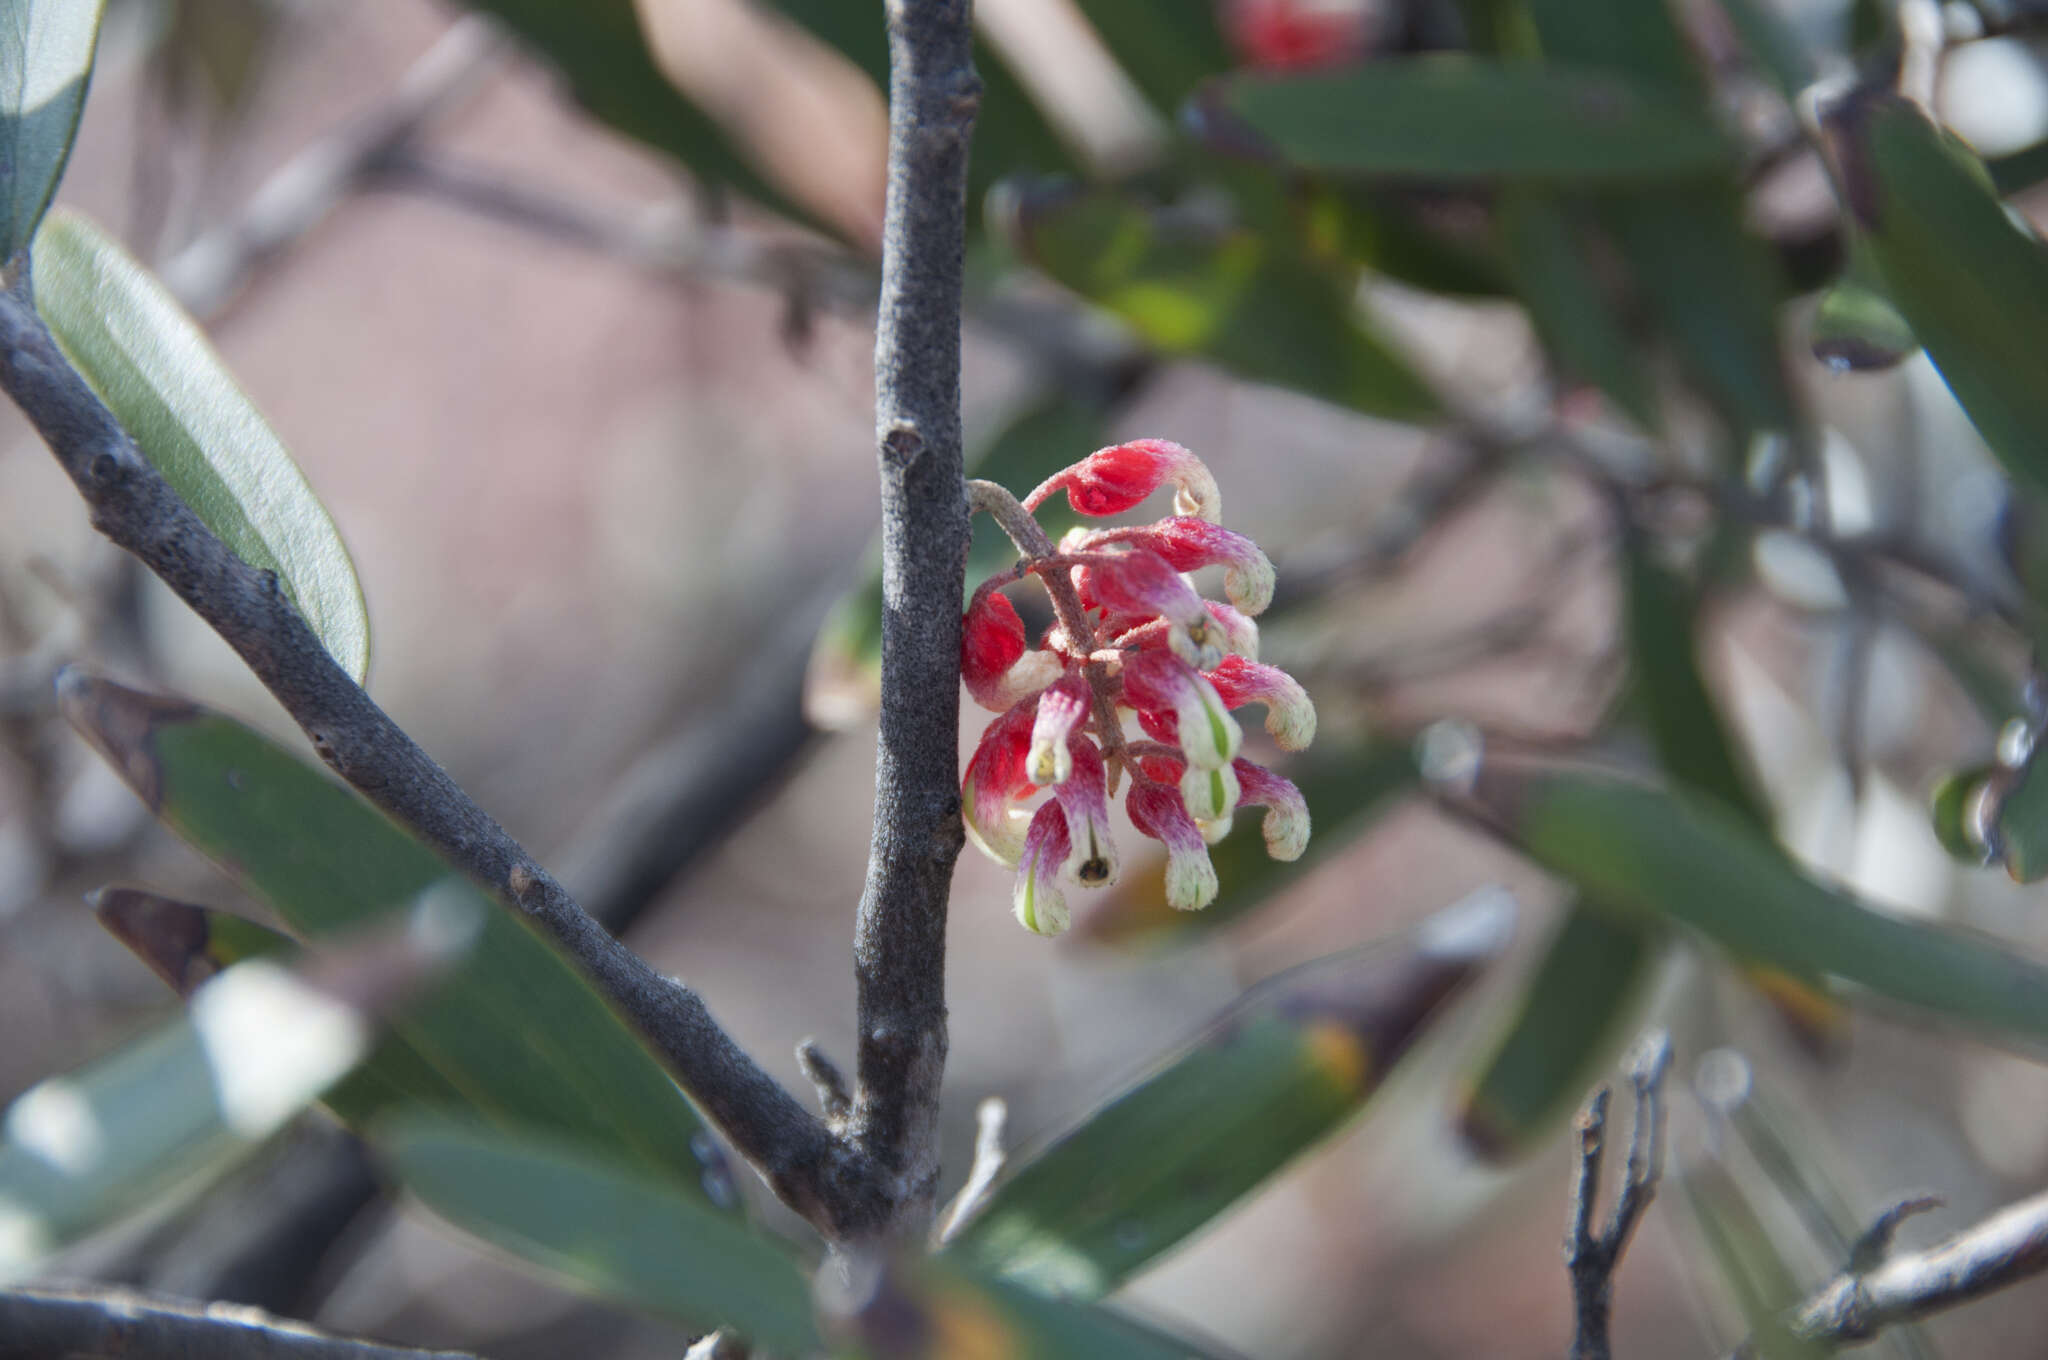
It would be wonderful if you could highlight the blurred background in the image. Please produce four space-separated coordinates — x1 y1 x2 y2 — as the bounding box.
8 0 2048 1354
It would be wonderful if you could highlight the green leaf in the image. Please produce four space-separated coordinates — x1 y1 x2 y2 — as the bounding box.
1071 0 1232 116
0 925 438 1280
1995 753 2048 883
948 888 1512 1297
1078 740 1417 945
1005 182 1439 420
1497 189 1656 427
1989 137 2048 198
1677 1161 1828 1360
1930 765 1991 866
34 211 371 682
1310 184 1511 297
1214 57 1733 181
1457 903 1659 1160
1830 94 2048 497
0 0 103 262
1812 245 1918 373
1709 0 1816 101
382 1118 817 1353
1458 760 2048 1047
60 671 734 1208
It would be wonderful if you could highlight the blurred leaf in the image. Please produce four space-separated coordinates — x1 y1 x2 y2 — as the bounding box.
1458 903 1659 1160
830 1257 1225 1359
0 930 432 1280
1930 765 1990 866
1678 1161 1828 1360
1710 0 1817 100
157 0 278 116
949 888 1512 1296
1078 740 1418 945
1005 182 1438 420
1996 754 2048 882
1309 185 1510 297
1212 57 1732 180
1498 190 1656 427
1072 0 1232 116
0 0 102 262
34 212 371 682
1526 0 1704 93
807 388 1110 728
451 0 818 233
1829 93 2048 496
1989 137 2048 197
1812 245 1918 373
60 672 735 1207
382 1118 817 1353
765 0 1082 222
1459 760 2048 1046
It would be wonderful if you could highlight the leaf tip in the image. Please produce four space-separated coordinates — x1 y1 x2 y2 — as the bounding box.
55 667 192 810
91 885 222 997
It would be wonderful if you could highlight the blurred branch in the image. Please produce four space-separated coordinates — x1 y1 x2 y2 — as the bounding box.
1567 1030 1675 1360
0 268 859 1239
0 1285 479 1360
1783 1188 2048 1347
161 17 506 315
850 0 980 1240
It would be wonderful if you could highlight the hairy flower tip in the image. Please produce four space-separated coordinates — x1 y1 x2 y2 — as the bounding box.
1128 780 1219 911
963 589 1063 712
1198 813 1234 845
1208 655 1317 751
963 696 1039 866
1028 676 1091 786
1054 738 1120 889
1180 757 1242 823
1234 758 1310 861
1205 601 1260 660
1014 802 1072 936
1024 439 1222 523
1122 518 1277 616
1122 651 1242 769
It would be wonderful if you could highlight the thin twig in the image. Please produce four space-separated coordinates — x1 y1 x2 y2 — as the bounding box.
848 0 980 1240
0 1285 479 1360
0 272 862 1238
934 1096 1008 1247
798 1038 855 1126
1787 1188 2048 1346
1567 1030 1675 1360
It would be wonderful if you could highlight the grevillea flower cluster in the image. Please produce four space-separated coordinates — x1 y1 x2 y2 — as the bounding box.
962 439 1315 935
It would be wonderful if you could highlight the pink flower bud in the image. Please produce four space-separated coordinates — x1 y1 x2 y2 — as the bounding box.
1234 758 1310 861
1208 655 1317 751
1081 518 1276 616
1053 738 1120 888
1205 601 1260 660
1092 549 1222 670
1024 439 1222 523
1127 780 1219 911
962 590 1063 712
1014 802 1072 936
962 695 1039 865
1121 652 1242 770
1027 675 1090 786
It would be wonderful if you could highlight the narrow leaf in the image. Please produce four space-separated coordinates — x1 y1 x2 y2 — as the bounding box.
1213 57 1733 181
383 1118 818 1354
1454 759 2048 1047
1930 765 1990 866
1457 903 1659 1160
1710 0 1816 101
1677 1161 1829 1360
34 211 370 681
1071 0 1232 116
1827 94 2048 497
1812 246 1918 373
1995 753 2048 883
59 671 735 1208
1497 189 1656 427
948 887 1513 1297
0 0 103 261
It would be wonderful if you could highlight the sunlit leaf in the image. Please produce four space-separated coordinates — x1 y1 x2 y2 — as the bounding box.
60 672 736 1209
383 1118 817 1353
949 888 1513 1296
1211 57 1732 180
34 211 371 681
0 0 103 262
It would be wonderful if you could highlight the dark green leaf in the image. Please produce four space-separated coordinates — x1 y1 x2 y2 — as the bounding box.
382 1118 817 1353
1996 752 2048 882
1830 94 2048 496
1710 0 1817 100
949 888 1511 1296
1498 190 1656 427
1812 246 1918 373
1005 182 1438 420
1215 57 1733 181
1989 137 2048 198
1310 184 1510 297
1071 0 1232 116
34 212 371 681
1458 903 1659 1160
60 672 734 1207
1458 760 2048 1047
0 0 103 262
